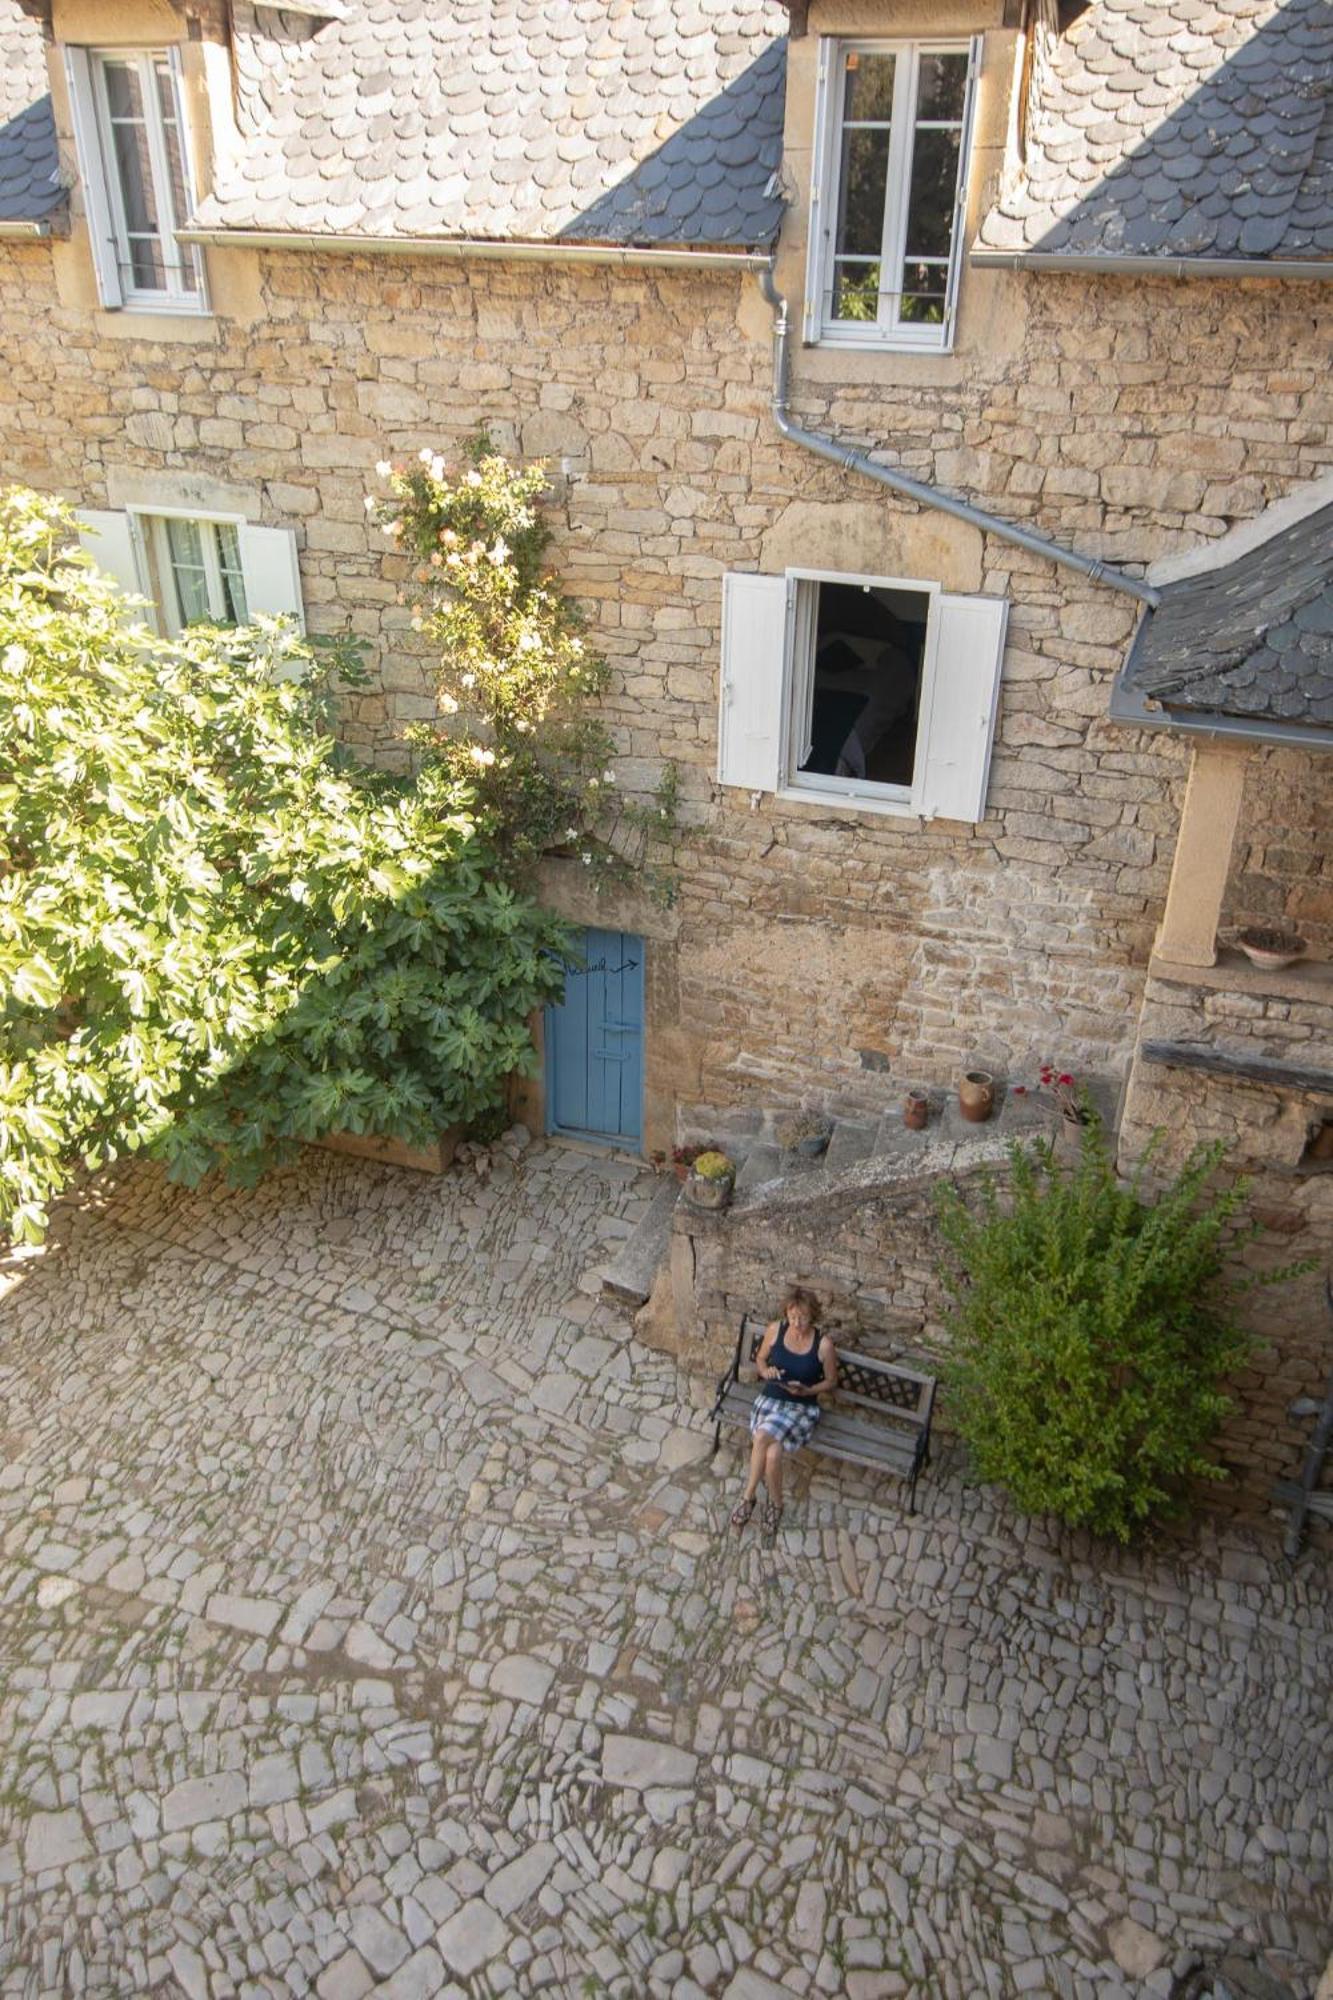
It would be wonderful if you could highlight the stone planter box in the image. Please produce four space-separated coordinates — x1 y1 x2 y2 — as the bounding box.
312 1128 460 1175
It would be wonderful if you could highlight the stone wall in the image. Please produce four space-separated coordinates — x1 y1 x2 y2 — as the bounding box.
2 230 1331 1139
1224 749 1333 960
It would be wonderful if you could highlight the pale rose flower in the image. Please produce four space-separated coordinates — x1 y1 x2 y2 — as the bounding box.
466 469 483 487
419 447 433 464
515 719 529 733
375 459 392 478
582 853 591 865
363 496 376 512
460 673 476 688
430 551 443 566
603 769 615 783
382 521 399 537
489 537 510 565
564 827 579 841
469 745 495 766
439 693 458 713
430 455 446 480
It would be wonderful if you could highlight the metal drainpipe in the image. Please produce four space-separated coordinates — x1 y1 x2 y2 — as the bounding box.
758 266 1161 608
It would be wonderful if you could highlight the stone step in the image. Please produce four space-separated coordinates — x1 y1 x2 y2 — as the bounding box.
735 1143 784 1196
822 1119 878 1174
599 1177 680 1307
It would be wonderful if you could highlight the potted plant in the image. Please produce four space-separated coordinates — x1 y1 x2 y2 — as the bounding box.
671 1141 706 1183
685 1149 735 1210
774 1109 832 1158
1011 1065 1093 1157
1232 925 1307 972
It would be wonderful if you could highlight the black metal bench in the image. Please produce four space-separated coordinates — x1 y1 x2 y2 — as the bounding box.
709 1312 936 1514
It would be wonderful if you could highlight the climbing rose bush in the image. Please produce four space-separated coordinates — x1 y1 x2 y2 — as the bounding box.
0 488 566 1243
369 442 678 896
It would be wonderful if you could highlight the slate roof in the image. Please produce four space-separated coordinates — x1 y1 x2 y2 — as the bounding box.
977 0 1333 265
193 0 788 250
0 1 63 226
1120 506 1333 731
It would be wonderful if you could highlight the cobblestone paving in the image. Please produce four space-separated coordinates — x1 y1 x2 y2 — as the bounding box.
0 1142 1328 2000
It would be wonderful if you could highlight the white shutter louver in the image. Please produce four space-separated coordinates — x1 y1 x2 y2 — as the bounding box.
237 525 305 629
916 592 1009 824
64 49 123 309
75 509 148 618
717 571 787 793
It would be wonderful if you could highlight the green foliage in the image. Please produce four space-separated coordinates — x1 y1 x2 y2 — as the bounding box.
935 1118 1297 1541
0 487 567 1242
370 440 678 900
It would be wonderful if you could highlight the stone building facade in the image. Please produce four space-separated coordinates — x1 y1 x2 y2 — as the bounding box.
3 0 1332 1487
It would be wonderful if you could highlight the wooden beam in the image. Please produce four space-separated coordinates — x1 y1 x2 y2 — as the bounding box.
1140 1041 1333 1096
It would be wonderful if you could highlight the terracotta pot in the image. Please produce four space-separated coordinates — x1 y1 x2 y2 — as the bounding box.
673 1160 690 1182
1054 1107 1092 1160
958 1071 995 1123
903 1090 929 1131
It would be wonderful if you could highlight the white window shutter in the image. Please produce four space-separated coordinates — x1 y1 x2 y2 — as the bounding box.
718 572 787 793
75 508 148 617
916 592 1009 824
64 48 123 309
237 525 305 629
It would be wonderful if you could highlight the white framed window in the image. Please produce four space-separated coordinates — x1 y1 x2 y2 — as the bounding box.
804 37 981 351
75 508 304 637
64 46 207 313
718 568 1008 825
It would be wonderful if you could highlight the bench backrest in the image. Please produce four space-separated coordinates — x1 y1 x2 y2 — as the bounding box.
739 1313 935 1433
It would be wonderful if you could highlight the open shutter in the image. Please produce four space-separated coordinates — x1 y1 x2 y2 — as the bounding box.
64 48 123 309
718 572 787 793
803 39 833 343
916 592 1008 824
238 525 305 629
75 509 149 617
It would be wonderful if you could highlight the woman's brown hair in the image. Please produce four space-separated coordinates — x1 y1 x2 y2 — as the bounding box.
782 1285 822 1325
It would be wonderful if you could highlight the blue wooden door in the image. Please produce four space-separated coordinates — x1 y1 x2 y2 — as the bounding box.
546 928 644 1148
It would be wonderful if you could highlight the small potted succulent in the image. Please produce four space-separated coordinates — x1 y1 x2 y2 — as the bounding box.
774 1109 833 1158
684 1149 736 1210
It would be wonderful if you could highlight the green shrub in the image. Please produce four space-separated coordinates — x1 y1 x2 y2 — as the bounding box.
935 1119 1295 1540
0 488 567 1240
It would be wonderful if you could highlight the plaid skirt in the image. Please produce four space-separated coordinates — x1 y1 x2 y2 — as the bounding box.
749 1392 822 1453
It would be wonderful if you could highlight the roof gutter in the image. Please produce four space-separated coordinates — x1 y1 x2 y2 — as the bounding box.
0 218 55 240
971 248 1333 282
1109 676 1333 754
758 267 1160 606
177 225 773 272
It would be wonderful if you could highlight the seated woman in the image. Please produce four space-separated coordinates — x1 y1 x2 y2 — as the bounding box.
731 1287 838 1541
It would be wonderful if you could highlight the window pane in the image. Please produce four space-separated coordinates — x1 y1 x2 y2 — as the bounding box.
799 582 928 790
832 262 881 322
842 51 896 123
215 524 248 624
898 261 948 323
164 518 211 625
102 59 142 122
153 60 199 293
916 51 968 122
903 127 961 261
835 126 892 258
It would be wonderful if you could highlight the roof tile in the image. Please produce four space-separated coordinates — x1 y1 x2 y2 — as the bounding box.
196 0 787 251
978 0 1333 266
0 1 63 226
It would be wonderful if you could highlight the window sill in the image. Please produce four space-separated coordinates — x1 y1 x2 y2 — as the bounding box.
94 307 219 341
777 783 922 823
806 328 954 358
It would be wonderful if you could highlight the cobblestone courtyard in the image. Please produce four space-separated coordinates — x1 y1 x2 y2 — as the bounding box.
0 1143 1328 2000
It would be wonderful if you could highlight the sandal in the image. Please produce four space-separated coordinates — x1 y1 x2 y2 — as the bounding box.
730 1496 755 1532
761 1500 784 1542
